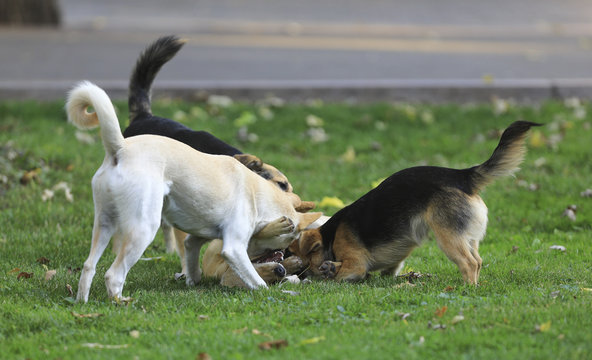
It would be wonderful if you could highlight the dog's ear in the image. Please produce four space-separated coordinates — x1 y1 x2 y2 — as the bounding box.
288 238 301 257
297 212 323 231
299 229 323 256
295 201 316 213
234 154 263 171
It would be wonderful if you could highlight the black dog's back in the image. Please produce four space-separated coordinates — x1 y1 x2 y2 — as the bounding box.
124 35 242 156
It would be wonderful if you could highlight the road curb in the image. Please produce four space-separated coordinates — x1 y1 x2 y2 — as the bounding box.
2 79 592 103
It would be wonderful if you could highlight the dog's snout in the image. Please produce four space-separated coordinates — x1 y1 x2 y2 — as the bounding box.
274 264 286 278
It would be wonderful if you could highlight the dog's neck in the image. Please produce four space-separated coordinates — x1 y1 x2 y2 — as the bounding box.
319 215 342 262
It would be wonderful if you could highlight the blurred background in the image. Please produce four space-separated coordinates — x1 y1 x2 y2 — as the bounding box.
1 0 592 102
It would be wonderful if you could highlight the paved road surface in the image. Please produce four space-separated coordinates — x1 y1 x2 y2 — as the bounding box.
1 0 591 102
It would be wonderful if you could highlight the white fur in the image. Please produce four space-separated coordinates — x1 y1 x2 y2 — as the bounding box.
67 82 318 302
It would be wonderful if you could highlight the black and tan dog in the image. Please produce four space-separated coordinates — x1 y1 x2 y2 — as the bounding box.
289 121 541 285
124 36 292 192
122 36 315 277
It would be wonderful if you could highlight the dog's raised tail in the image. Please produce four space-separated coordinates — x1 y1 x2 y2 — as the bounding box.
128 35 186 121
470 121 542 191
66 81 124 158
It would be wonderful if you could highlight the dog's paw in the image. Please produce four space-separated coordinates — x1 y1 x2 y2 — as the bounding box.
319 260 338 279
273 216 295 234
260 216 295 238
185 276 199 287
281 256 304 274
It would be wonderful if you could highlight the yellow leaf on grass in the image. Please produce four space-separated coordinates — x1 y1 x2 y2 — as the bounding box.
371 178 386 188
340 146 356 163
299 336 326 345
318 196 345 209
538 321 552 332
529 130 546 148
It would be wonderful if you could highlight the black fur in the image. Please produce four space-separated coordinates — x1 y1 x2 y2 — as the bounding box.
123 35 242 156
319 121 541 255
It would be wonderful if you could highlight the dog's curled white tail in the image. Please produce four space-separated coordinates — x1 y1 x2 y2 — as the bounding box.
66 81 124 158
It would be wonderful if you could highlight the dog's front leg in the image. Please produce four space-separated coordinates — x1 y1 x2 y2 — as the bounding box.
184 235 209 286
253 216 294 239
220 234 268 289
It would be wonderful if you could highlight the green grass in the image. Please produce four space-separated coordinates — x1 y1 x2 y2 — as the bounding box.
1 97 591 359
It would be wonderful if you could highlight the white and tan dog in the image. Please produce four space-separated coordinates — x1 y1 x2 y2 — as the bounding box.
66 81 321 302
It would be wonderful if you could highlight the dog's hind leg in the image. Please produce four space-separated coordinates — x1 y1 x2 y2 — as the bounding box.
433 228 480 285
77 213 117 303
184 234 210 286
427 193 486 285
104 222 160 300
161 222 176 253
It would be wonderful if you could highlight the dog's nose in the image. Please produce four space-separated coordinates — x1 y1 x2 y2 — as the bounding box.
274 264 286 278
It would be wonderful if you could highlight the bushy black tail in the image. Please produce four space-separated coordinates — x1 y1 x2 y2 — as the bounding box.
128 35 186 122
470 121 542 191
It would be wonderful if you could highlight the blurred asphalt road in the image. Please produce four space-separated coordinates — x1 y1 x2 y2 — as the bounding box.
1 0 592 102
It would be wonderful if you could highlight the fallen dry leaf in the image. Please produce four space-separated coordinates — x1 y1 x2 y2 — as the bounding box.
535 321 552 333
427 321 446 330
451 315 465 325
281 290 300 296
371 177 386 188
318 196 345 209
394 282 416 288
41 189 54 201
562 205 577 221
443 286 455 292
66 283 74 296
258 339 288 350
252 329 273 339
233 327 248 334
299 336 325 345
397 271 432 283
434 306 448 318
81 343 129 349
17 271 33 280
20 168 41 185
8 267 20 274
306 127 329 143
340 146 356 163
72 311 103 319
36 257 50 265
549 245 566 252
396 312 411 321
197 353 212 360
67 266 81 274
306 114 324 127
129 330 140 338
198 315 209 321
44 269 57 281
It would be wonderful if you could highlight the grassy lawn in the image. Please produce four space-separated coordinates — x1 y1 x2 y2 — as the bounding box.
0 97 591 359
